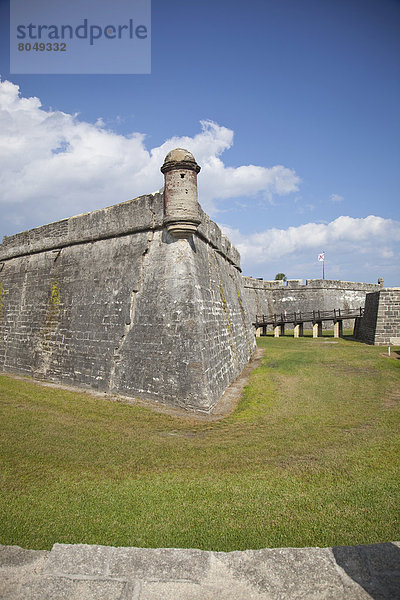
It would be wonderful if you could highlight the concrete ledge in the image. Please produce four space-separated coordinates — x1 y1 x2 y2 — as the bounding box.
1 542 399 599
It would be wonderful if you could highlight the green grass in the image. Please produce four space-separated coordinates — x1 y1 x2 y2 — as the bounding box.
1 333 399 551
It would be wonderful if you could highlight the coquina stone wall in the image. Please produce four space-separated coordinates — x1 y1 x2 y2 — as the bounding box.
241 277 275 323
354 289 400 345
0 150 255 413
243 277 382 329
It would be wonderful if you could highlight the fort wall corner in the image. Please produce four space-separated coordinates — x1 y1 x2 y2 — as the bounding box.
0 150 255 413
354 289 400 345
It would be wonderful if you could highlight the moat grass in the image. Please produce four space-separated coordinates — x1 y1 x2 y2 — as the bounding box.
0 332 399 551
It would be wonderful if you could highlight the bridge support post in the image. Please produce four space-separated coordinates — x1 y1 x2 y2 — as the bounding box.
256 327 262 338
280 324 285 336
313 322 322 338
353 316 361 338
294 323 303 338
274 325 280 337
334 320 343 338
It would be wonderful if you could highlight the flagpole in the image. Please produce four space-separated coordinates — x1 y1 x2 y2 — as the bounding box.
318 251 325 279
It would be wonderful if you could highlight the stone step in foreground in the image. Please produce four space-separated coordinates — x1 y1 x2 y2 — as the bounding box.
1 542 399 600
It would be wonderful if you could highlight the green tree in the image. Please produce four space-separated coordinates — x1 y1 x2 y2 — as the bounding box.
275 273 287 281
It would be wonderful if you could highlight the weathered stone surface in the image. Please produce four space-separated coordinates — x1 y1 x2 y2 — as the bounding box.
215 547 352 599
0 545 49 567
108 546 211 582
0 152 255 413
333 542 400 599
354 289 400 345
44 544 113 577
161 148 201 239
0 192 163 262
0 546 49 600
243 277 382 330
19 577 129 600
1 542 400 599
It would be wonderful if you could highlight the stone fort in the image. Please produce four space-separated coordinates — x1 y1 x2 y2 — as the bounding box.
0 149 399 412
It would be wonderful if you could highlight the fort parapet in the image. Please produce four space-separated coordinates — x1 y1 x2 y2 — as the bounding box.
0 150 255 413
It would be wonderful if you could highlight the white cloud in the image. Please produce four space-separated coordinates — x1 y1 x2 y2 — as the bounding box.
0 79 300 234
330 193 344 203
381 248 394 259
221 215 400 273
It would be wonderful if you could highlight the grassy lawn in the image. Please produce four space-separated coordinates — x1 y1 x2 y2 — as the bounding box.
0 333 399 551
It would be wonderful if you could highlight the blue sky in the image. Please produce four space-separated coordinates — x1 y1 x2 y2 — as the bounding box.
0 0 399 285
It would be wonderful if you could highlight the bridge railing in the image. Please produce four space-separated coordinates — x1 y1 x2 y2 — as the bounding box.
254 307 364 326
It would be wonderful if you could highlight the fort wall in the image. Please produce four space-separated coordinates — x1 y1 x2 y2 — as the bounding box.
0 150 255 413
242 277 275 324
1 147 395 409
243 277 382 329
354 289 400 345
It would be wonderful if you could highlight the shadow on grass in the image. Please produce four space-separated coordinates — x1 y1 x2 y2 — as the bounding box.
333 542 400 600
338 334 361 343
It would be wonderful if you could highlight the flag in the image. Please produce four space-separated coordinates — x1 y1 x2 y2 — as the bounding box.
318 252 325 262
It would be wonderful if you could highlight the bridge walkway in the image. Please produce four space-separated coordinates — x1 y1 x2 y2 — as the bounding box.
254 307 364 338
